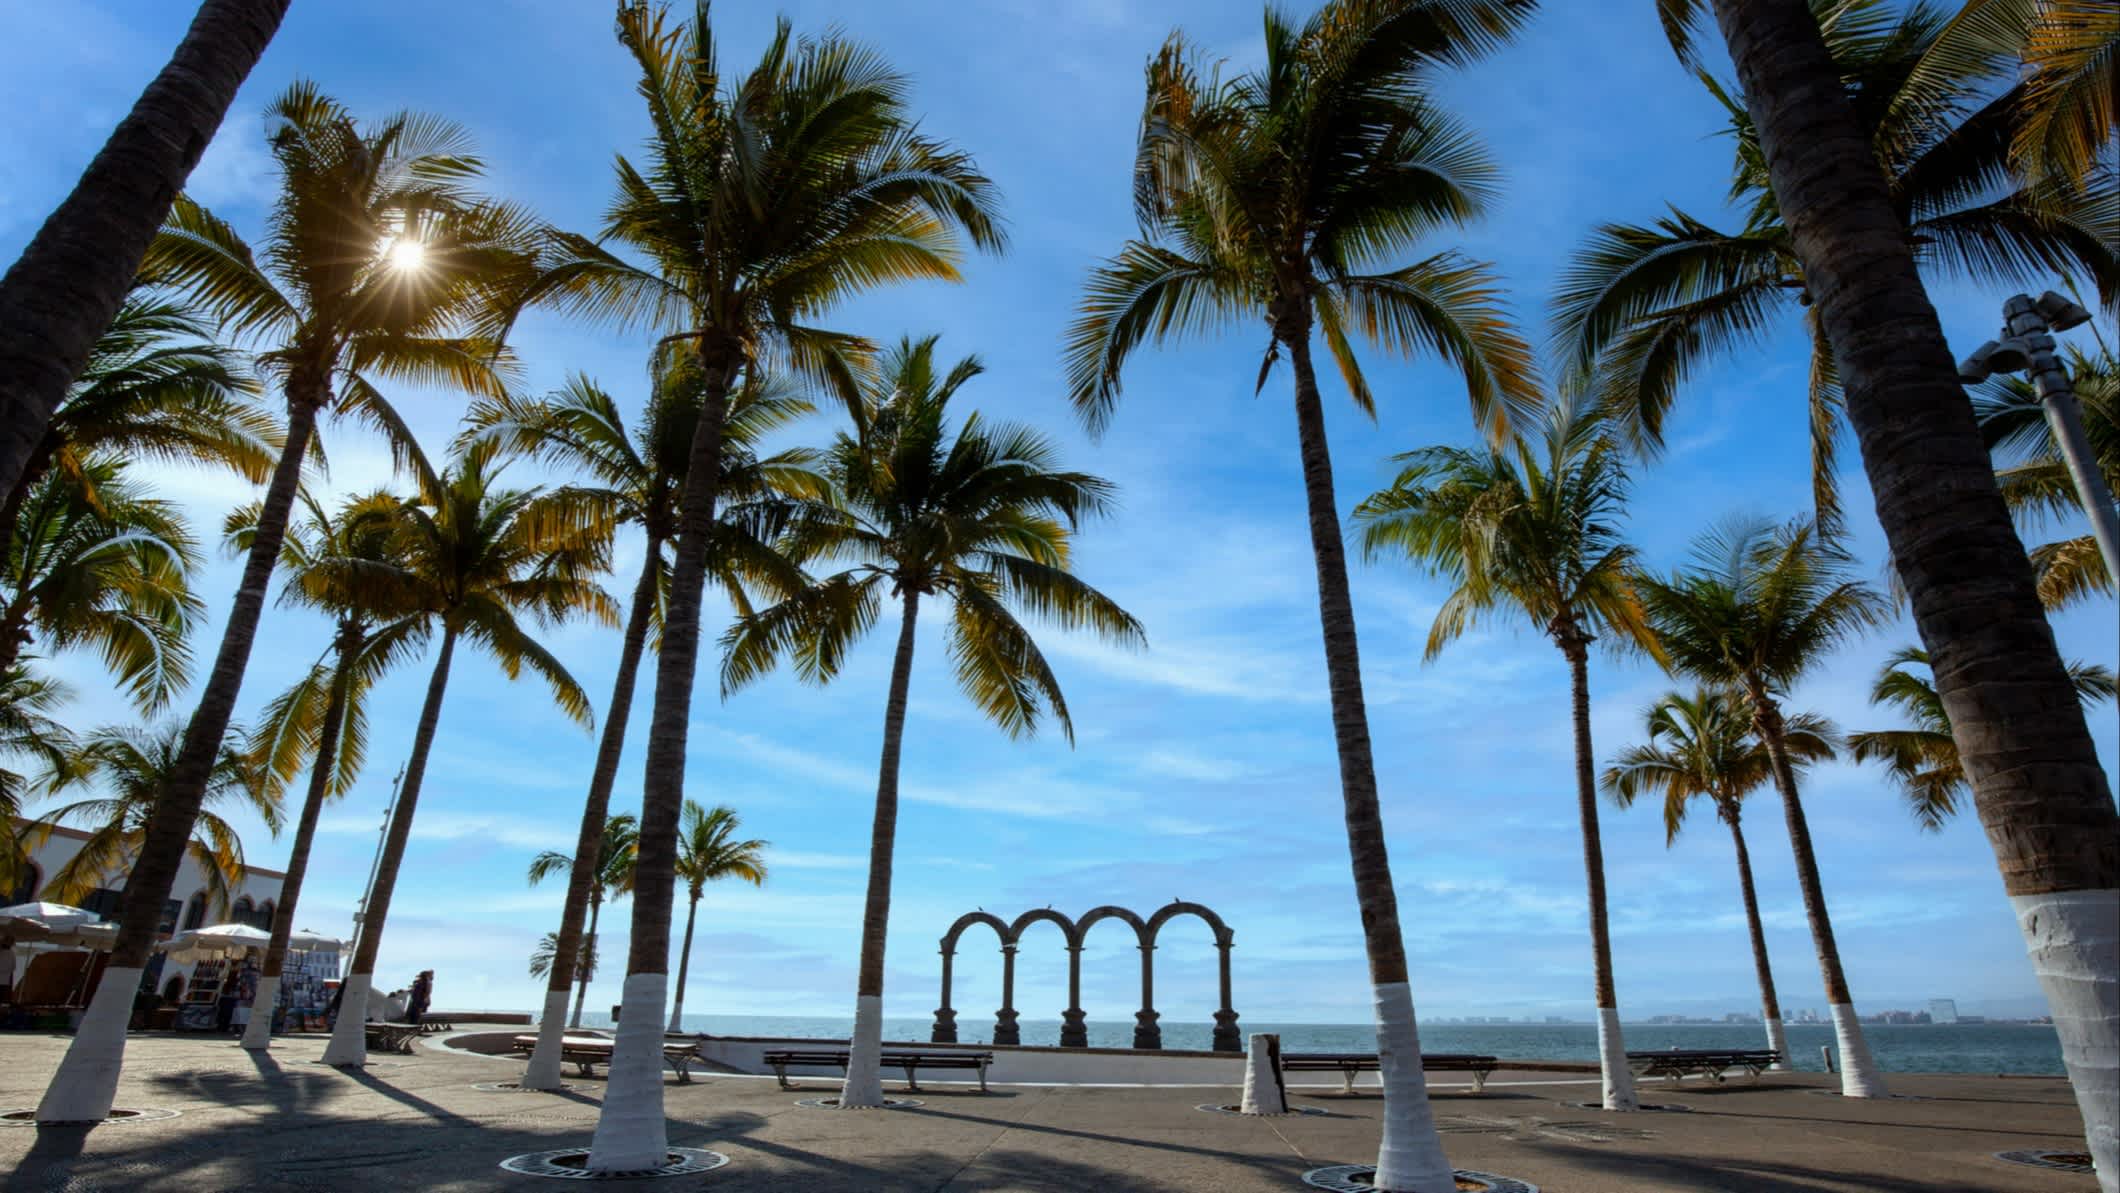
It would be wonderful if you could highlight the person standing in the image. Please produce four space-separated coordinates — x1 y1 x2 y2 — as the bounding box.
406 969 432 1026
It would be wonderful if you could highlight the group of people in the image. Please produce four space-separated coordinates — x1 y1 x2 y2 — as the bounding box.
360 969 435 1026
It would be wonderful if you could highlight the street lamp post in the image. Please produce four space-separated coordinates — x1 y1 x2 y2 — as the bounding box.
1957 290 2120 591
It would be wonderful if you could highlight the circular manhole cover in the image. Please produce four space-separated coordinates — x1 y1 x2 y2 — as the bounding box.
498 1147 728 1180
1302 1167 1537 1193
1196 1103 1328 1116
0 1107 182 1127
1993 1149 2095 1174
794 1096 923 1109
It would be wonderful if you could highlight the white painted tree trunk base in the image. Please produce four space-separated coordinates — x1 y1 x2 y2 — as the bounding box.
588 972 670 1172
35 966 140 1123
1829 1003 1888 1098
1597 1006 1640 1110
2011 888 2118 1193
521 988 573 1090
1762 1014 1789 1070
239 976 280 1050
321 974 371 1066
1240 1034 1287 1115
1370 981 1457 1193
838 995 886 1109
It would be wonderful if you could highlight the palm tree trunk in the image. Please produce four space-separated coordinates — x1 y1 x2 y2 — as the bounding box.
242 624 361 1051
589 347 733 1172
1562 638 1638 1111
1708 0 2116 1170
1750 692 1886 1097
322 628 458 1066
525 537 658 1088
841 587 921 1109
0 0 289 502
1284 323 1452 1193
573 895 600 1030
667 891 700 1034
0 436 59 585
34 389 318 1124
1726 809 1788 1067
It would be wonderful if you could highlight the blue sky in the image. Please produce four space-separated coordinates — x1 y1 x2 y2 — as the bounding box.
3 1 2113 1030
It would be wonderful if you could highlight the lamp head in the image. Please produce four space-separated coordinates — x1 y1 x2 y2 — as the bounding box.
2035 290 2091 332
1958 338 2030 382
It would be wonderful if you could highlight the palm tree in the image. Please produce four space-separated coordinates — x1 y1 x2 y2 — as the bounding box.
667 801 767 1033
1353 396 1658 1111
1 668 76 891
1559 0 2117 534
1635 517 1892 1096
727 336 1141 1108
0 0 290 503
318 446 606 1066
1603 685 1838 1066
0 291 274 567
1972 344 2117 608
233 489 426 1050
528 932 596 986
526 814 639 1030
1996 0 2119 186
35 82 534 1124
463 357 816 1088
1062 3 1538 1184
24 721 279 915
503 4 1001 1168
1850 646 2117 831
1657 2 2119 1164
0 459 202 710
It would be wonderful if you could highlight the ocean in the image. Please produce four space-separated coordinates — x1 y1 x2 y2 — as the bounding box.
614 1013 2065 1076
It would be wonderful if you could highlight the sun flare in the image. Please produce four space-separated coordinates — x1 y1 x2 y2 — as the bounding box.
383 236 426 272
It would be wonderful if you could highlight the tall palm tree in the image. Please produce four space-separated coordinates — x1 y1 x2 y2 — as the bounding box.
0 291 274 567
233 489 427 1050
1603 685 1838 1066
1353 396 1659 1111
1559 0 2117 534
0 459 202 710
1 668 77 890
1972 344 2116 608
24 720 279 915
1063 3 1537 1185
1660 1 2119 1167
526 814 640 1030
318 446 606 1066
35 82 534 1124
666 803 767 1033
1635 517 1892 1096
528 932 596 986
1850 645 2116 831
463 356 816 1088
0 0 290 502
727 336 1141 1108
503 4 1001 1167
1943 0 2119 187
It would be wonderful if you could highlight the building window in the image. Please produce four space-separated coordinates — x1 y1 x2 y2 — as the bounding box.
231 896 253 929
256 900 276 931
6 861 38 905
181 891 208 931
80 888 124 920
158 899 181 935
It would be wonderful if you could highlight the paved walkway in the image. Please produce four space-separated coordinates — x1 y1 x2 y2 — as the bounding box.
0 1030 2098 1191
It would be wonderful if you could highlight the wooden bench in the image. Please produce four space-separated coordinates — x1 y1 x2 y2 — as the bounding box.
1281 1052 1501 1093
507 1034 707 1083
1627 1048 1780 1084
761 1048 993 1093
366 1022 421 1054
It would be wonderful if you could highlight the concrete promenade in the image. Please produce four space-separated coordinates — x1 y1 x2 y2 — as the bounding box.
0 1028 2099 1191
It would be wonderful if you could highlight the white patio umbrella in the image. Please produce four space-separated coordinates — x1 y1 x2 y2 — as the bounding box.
158 922 274 963
284 929 344 953
0 901 108 945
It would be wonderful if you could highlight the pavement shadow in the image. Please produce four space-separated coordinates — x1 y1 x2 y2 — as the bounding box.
1548 1142 2028 1193
4 1125 89 1193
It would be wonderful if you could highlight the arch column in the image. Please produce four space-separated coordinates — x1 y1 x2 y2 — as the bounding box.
1133 941 1160 1049
994 944 1020 1046
931 945 957 1043
1060 944 1088 1047
1210 933 1240 1052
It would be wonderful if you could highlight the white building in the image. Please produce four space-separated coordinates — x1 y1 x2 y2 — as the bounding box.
7 818 324 1024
